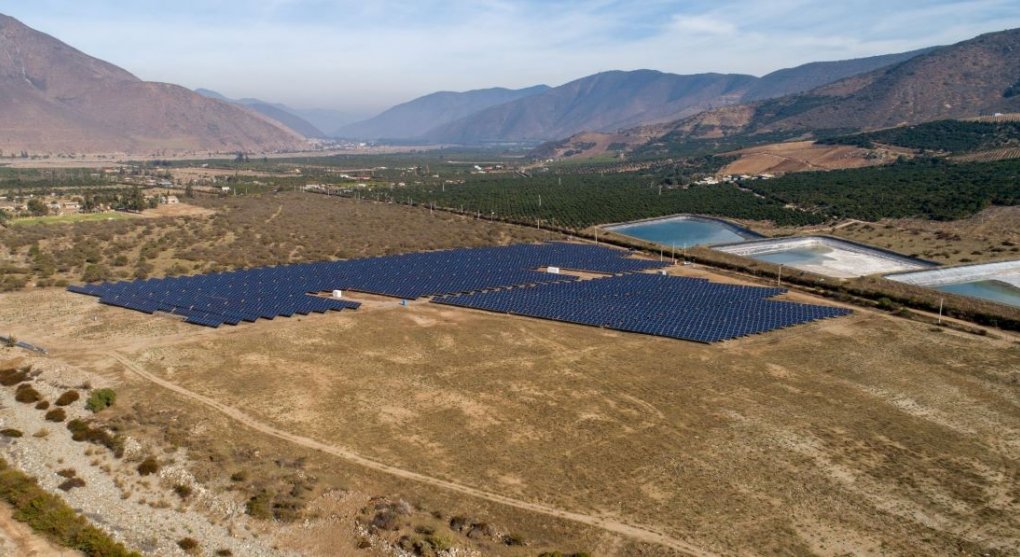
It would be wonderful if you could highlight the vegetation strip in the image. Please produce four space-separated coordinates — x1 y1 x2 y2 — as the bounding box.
0 458 140 557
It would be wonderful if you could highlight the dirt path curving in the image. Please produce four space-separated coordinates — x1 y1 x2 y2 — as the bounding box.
109 352 717 557
0 504 80 557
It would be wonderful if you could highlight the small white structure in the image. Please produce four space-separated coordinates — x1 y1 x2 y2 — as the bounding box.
547 266 560 274
332 290 343 299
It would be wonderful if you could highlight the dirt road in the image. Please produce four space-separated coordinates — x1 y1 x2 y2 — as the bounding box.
109 352 717 557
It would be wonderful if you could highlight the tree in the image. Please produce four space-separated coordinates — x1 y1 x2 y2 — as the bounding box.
26 198 48 216
0 208 9 223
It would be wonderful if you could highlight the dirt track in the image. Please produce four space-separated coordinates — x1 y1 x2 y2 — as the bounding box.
109 352 714 557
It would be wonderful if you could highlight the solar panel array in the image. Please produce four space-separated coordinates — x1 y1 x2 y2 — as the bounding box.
68 242 665 327
433 273 851 343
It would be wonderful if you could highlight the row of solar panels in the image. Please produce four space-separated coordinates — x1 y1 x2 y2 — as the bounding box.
433 274 851 343
68 242 662 328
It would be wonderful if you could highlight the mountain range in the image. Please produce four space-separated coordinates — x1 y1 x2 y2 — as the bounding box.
641 27 1020 154
342 48 931 144
2 10 1018 156
0 13 303 155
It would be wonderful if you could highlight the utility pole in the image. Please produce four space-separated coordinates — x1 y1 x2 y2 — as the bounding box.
938 297 944 324
777 264 783 287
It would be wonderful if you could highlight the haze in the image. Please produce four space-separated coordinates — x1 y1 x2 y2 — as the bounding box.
8 0 1020 116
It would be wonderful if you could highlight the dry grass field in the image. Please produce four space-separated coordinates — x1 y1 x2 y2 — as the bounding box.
717 141 895 176
0 258 1017 556
0 193 556 291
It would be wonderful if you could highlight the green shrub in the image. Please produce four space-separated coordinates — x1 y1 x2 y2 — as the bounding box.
173 484 192 499
85 389 116 413
244 491 273 519
65 420 125 458
0 429 23 438
45 408 66 422
55 390 80 406
136 457 159 476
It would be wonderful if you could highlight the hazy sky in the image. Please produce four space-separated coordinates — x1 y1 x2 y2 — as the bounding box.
6 1 1020 116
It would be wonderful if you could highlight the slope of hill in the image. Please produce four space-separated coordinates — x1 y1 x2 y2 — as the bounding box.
741 48 936 101
654 27 1020 150
0 14 303 154
424 70 756 144
335 85 551 140
433 50 931 146
195 88 325 138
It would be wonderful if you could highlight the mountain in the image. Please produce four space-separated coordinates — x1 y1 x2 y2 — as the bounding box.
0 14 302 154
195 88 325 138
742 48 937 101
421 71 754 144
335 85 551 140
421 49 934 145
655 28 1020 147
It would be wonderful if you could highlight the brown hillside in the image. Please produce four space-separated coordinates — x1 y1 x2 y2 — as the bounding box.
653 27 1020 146
0 13 303 154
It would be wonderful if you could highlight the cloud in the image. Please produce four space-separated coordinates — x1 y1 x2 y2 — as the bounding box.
669 14 737 36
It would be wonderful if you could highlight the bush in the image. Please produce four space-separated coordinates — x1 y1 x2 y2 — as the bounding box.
14 384 42 404
177 538 198 551
245 491 273 520
173 484 192 499
229 470 248 482
57 469 77 478
0 458 141 556
35 400 50 410
136 457 159 476
45 408 67 422
66 419 125 458
85 388 116 412
0 367 29 386
0 429 23 438
55 390 80 406
58 477 86 491
215 549 233 556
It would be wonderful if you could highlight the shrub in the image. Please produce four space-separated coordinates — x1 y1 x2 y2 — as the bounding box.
136 457 159 476
45 408 67 422
245 491 273 519
173 484 192 499
215 549 233 556
0 367 29 386
85 388 116 412
57 469 77 478
503 533 526 546
58 477 86 491
55 390 80 406
0 429 23 438
14 384 42 404
35 400 50 410
177 538 198 551
66 420 125 458
229 470 248 482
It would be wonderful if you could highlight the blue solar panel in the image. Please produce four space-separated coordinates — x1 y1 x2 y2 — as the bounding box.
433 274 851 343
67 242 663 328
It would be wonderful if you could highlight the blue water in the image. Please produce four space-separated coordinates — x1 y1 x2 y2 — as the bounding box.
611 217 759 247
936 280 1020 308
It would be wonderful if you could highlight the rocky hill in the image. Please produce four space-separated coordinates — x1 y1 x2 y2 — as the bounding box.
0 13 303 154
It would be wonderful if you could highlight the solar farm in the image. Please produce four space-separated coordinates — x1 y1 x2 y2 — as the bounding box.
67 242 850 342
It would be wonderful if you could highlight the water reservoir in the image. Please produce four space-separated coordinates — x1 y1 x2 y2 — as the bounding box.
606 215 761 247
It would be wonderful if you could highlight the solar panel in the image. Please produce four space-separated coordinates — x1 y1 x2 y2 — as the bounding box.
67 242 663 327
433 273 851 343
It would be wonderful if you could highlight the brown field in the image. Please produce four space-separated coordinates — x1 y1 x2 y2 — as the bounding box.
718 141 893 176
0 254 1017 556
0 192 555 291
777 206 1020 265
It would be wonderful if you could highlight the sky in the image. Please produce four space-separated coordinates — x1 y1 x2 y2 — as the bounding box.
5 0 1020 118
